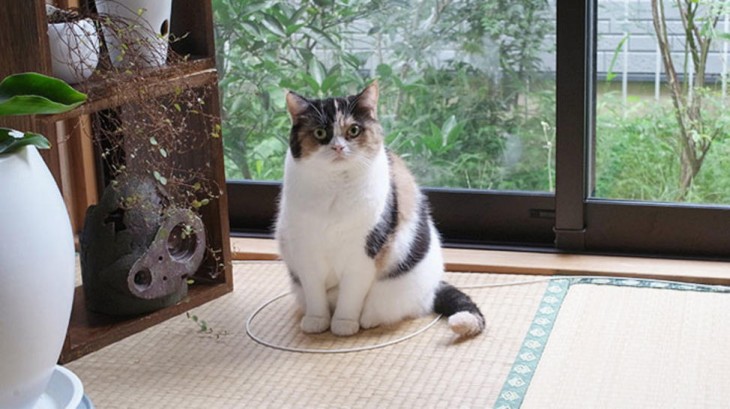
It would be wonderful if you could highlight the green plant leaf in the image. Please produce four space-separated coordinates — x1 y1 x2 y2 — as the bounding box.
306 27 339 49
605 35 628 83
288 5 308 25
0 127 51 154
261 15 287 37
308 59 325 86
152 170 168 185
0 73 87 116
441 115 457 145
320 75 338 93
300 73 320 92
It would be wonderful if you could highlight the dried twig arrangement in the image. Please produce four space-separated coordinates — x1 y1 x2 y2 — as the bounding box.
52 3 224 279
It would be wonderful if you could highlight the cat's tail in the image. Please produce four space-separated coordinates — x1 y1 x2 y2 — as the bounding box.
433 281 485 337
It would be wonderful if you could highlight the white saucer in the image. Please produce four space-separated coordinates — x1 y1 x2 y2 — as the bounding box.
34 365 93 409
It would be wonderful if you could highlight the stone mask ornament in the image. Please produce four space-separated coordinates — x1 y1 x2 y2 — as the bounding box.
81 174 206 315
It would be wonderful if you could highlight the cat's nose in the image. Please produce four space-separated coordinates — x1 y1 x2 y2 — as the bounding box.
331 144 345 153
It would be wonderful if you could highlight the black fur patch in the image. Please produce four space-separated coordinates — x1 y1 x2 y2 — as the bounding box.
381 200 431 280
433 281 484 323
289 124 303 158
288 269 301 286
365 181 399 258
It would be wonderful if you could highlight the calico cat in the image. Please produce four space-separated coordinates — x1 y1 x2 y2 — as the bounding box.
275 81 485 337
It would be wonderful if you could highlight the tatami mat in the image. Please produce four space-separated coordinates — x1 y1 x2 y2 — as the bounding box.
521 283 730 409
66 262 549 409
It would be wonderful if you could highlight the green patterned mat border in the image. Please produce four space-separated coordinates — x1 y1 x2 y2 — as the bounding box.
493 277 730 409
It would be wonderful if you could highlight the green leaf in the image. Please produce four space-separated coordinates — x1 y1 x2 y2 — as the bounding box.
301 73 320 93
0 73 87 116
193 198 211 209
261 15 287 37
606 35 628 83
306 27 339 49
0 127 51 154
376 63 393 78
288 5 309 25
240 21 262 37
152 170 168 185
308 58 325 86
320 75 338 93
441 115 457 145
241 1 274 17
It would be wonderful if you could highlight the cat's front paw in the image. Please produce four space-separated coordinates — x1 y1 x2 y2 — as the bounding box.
301 315 330 334
359 311 381 330
331 318 360 336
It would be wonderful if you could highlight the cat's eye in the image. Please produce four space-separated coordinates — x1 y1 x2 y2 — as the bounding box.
313 128 327 140
347 125 361 138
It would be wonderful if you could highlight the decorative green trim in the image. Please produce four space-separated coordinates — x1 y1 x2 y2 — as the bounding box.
494 277 730 409
570 277 730 294
494 279 570 409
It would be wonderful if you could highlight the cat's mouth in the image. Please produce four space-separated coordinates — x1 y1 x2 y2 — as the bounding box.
330 150 349 162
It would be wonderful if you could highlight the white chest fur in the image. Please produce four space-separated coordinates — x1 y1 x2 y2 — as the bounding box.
277 147 390 270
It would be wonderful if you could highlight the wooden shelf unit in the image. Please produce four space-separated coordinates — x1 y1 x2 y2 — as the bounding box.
61 282 231 363
0 0 233 363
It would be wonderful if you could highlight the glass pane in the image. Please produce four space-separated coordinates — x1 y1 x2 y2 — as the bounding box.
214 0 556 191
595 0 730 204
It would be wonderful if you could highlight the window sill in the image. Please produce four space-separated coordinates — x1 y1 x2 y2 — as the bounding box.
231 237 730 286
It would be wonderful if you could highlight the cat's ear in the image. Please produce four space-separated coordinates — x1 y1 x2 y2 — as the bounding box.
355 81 379 119
286 91 309 119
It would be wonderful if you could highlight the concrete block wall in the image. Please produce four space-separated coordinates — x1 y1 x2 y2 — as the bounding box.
594 0 729 79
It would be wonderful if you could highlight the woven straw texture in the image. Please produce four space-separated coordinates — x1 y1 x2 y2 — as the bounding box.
66 262 548 409
521 283 730 409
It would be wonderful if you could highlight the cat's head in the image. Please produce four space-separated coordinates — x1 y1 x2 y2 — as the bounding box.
285 82 383 169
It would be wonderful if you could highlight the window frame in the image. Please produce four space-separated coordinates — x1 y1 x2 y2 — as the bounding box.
227 181 556 248
226 0 730 262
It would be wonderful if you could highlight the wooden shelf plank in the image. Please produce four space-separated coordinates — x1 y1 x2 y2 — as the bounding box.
40 58 217 122
60 281 232 363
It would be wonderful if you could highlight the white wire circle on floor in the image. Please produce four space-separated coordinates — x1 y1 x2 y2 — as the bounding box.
245 291 444 354
245 276 562 354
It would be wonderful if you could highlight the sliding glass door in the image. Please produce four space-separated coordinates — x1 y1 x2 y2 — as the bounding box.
560 0 730 259
216 0 730 260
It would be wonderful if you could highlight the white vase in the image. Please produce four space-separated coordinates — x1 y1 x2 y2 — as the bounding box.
0 147 75 409
96 0 173 68
47 18 100 84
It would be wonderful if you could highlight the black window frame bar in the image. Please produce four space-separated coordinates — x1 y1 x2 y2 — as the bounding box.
228 180 557 249
554 0 594 251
